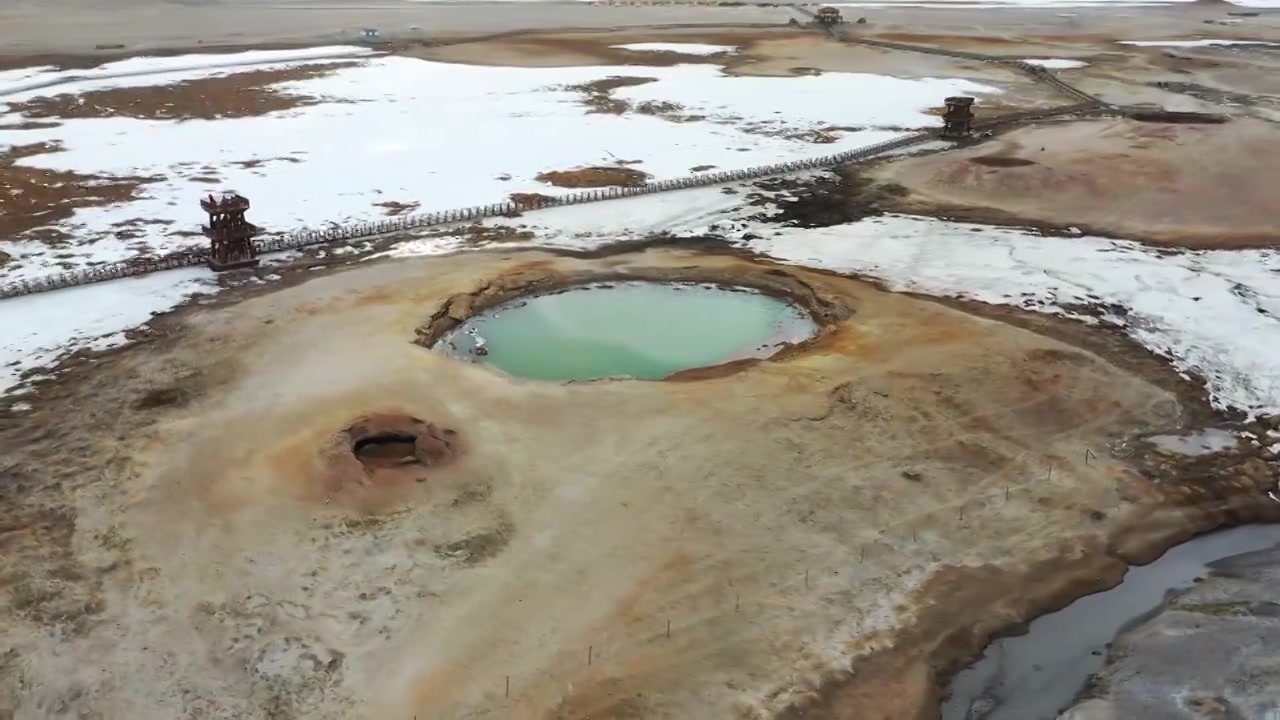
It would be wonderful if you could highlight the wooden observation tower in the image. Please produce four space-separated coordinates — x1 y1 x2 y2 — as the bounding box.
201 191 261 271
940 96 976 139
814 6 844 25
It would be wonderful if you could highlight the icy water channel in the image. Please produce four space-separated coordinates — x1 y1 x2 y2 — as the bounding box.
436 281 817 381
942 524 1280 720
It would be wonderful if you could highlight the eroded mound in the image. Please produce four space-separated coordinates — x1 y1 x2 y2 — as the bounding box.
343 413 460 470
311 413 465 511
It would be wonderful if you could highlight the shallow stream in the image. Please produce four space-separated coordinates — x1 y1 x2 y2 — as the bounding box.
942 524 1280 720
436 281 817 381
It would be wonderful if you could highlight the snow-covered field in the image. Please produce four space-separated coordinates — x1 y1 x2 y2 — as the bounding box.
17 181 1280 419
3 48 1280 424
386 183 1280 418
0 47 994 280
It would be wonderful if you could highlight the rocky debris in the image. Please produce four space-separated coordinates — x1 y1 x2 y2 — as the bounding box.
965 693 998 720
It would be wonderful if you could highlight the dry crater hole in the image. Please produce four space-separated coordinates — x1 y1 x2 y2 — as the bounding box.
343 414 460 471
353 432 419 467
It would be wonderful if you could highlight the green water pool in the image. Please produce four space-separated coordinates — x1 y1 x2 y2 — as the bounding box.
436 281 818 381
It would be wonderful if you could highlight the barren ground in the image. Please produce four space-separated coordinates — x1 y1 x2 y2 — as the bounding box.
871 116 1280 248
2 245 1277 719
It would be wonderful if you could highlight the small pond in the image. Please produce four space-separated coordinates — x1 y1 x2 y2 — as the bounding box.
435 281 818 381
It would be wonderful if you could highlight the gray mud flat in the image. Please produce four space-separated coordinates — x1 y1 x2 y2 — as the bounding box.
943 525 1280 720
1058 540 1280 720
1146 428 1239 456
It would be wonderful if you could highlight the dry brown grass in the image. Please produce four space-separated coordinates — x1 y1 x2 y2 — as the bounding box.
566 76 656 114
508 192 557 206
0 141 159 241
374 200 421 216
534 166 650 188
5 62 358 121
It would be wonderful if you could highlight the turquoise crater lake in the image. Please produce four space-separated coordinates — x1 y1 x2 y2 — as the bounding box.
436 281 819 381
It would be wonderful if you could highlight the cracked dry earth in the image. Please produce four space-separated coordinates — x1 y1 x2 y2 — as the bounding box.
0 246 1270 720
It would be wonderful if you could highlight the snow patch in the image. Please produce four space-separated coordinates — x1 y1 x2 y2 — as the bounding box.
612 43 739 55
0 269 214 396
1119 39 1280 47
1022 58 1090 69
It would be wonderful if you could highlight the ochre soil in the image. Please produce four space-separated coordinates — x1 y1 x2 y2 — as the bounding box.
872 116 1280 249
3 245 1277 719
